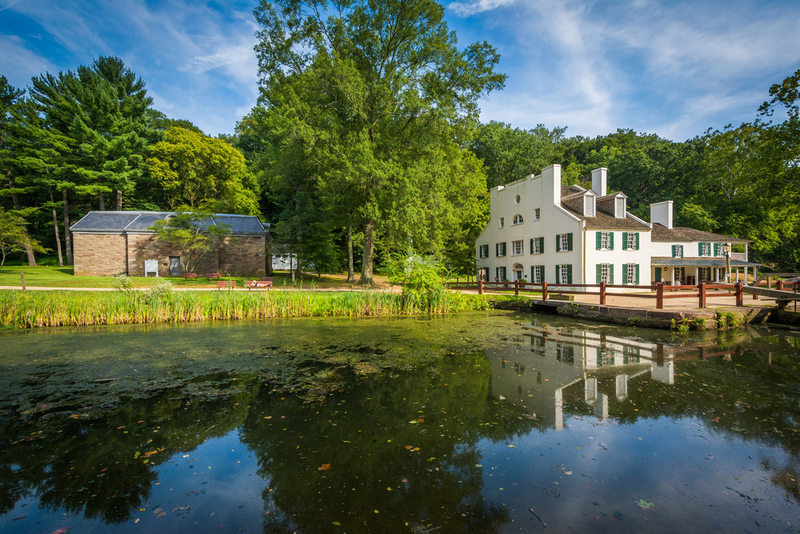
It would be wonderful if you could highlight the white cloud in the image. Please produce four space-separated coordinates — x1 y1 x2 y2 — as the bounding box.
447 0 517 17
0 35 57 88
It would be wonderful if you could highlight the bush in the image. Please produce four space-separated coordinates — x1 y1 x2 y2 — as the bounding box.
387 254 446 300
143 278 174 304
111 274 133 293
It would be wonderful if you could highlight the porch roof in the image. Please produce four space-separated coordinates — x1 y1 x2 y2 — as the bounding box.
650 258 761 268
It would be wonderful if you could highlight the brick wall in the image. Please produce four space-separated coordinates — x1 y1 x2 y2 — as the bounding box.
219 236 266 277
74 232 266 277
73 233 127 276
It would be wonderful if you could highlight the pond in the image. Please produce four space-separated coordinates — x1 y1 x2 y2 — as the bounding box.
1 312 799 533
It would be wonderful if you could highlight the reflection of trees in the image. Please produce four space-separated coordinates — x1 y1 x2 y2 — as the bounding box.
240 352 538 533
0 373 258 523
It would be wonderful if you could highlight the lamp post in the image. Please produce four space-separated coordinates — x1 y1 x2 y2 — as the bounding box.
722 243 731 283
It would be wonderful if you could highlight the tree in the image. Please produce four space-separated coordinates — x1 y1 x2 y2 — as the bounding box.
148 212 233 274
0 208 47 268
471 121 567 189
147 127 260 216
253 0 505 284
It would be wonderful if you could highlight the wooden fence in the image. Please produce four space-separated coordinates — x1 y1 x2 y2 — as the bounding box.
443 280 776 310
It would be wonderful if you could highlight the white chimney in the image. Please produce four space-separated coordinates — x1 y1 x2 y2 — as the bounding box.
650 200 673 229
591 168 607 197
542 164 562 207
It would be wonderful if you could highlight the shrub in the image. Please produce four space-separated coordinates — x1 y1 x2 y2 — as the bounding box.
111 274 133 293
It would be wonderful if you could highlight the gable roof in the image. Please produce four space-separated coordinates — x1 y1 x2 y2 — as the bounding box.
651 223 750 243
559 186 650 230
70 211 268 236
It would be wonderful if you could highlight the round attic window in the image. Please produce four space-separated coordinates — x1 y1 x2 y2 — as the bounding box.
515 195 521 204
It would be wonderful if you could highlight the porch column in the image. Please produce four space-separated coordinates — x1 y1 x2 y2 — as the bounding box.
671 267 676 285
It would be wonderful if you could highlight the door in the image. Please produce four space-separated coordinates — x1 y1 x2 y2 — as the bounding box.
654 268 662 283
169 257 181 276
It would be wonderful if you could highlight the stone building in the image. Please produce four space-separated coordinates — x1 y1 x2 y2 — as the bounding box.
70 211 269 277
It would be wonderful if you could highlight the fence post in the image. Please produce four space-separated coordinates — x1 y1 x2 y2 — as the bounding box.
478 279 484 295
699 282 706 308
778 279 784 291
542 281 548 302
656 282 664 310
514 279 520 296
735 282 743 307
600 281 606 305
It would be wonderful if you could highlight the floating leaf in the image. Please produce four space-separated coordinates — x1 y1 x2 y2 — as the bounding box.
318 463 331 471
332 521 341 526
636 499 654 510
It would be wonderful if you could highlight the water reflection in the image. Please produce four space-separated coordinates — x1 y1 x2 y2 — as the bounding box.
1 314 800 532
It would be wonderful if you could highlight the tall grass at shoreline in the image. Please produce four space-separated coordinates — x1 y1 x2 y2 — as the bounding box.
0 289 489 328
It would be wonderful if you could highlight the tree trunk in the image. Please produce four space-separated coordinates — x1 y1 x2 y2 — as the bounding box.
63 188 73 265
346 226 355 283
49 186 64 267
116 189 123 211
359 219 374 285
98 191 105 211
7 175 37 266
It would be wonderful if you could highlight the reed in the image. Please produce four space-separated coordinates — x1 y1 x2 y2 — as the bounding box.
0 289 490 328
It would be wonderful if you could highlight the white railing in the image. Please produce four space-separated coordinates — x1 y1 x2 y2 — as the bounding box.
731 252 747 261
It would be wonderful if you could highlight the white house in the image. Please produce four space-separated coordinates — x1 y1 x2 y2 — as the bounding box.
476 165 651 286
649 200 758 285
476 165 758 287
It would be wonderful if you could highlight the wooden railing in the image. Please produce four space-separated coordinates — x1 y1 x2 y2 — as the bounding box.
444 280 757 309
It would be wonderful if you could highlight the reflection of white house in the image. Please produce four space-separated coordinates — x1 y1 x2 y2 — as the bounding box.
486 324 674 431
476 165 759 286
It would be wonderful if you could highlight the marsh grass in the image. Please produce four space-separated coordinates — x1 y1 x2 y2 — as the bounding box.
0 289 490 328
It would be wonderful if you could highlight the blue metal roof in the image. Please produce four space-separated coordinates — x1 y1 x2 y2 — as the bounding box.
70 211 268 236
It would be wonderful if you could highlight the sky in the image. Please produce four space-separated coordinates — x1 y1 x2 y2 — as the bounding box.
1 0 798 141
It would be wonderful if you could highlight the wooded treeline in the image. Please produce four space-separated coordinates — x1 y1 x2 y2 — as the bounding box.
2 0 799 275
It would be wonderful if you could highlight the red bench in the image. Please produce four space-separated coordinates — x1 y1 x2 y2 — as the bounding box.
217 280 236 290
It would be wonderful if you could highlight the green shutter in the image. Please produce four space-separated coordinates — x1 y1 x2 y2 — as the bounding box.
502 242 506 256
567 233 573 251
596 264 602 283
496 243 499 257
555 264 560 281
530 238 534 254
623 263 629 285
713 243 719 256
567 264 573 284
609 264 614 284
671 245 676 258
698 243 703 256
622 231 628 250
596 231 602 250
540 265 545 282
635 232 640 250
635 264 640 285
609 232 614 250
556 235 561 252
539 237 544 253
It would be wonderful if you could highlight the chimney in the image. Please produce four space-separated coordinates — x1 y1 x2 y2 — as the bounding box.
591 168 607 197
542 164 562 207
650 200 673 229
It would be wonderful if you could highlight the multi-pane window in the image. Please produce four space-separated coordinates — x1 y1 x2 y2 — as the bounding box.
530 265 543 283
622 231 639 250
499 217 504 228
512 214 523 225
624 263 638 285
534 208 541 220
671 245 683 258
556 233 573 252
597 263 613 284
597 231 613 250
556 264 572 284
496 242 506 257
511 240 523 256
496 266 507 281
530 237 543 254
699 242 711 256
556 344 575 364
478 244 489 258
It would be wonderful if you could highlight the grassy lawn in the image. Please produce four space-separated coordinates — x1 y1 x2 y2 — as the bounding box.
0 257 397 290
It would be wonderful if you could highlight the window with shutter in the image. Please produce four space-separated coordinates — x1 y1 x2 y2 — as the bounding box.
622 231 628 250
567 233 573 251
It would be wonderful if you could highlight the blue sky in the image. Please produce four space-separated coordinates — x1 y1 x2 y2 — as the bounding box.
1 0 798 141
